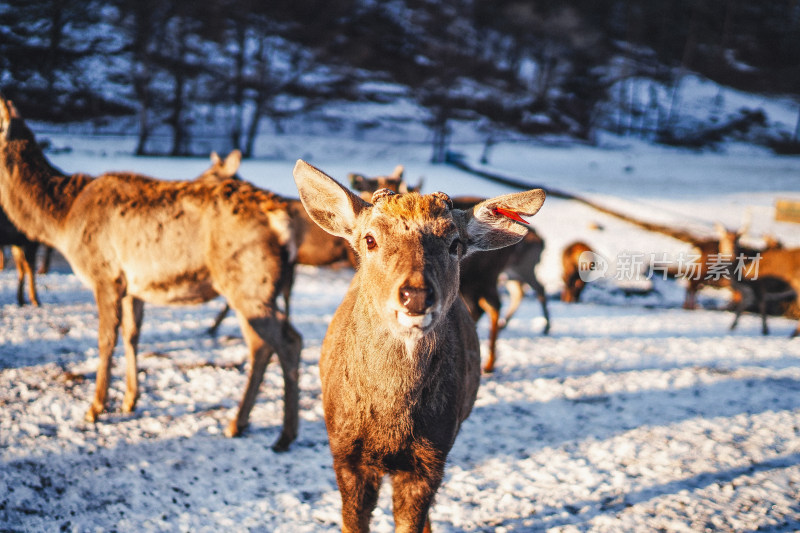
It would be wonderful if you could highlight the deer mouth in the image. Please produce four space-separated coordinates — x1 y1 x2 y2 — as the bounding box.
396 310 434 331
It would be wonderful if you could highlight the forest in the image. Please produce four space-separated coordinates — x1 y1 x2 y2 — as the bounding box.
1 0 799 157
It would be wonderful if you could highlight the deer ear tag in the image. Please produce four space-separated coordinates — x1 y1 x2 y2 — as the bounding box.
492 206 530 226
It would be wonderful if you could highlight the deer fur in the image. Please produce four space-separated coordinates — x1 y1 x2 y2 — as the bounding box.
561 241 595 303
716 225 800 337
294 159 545 532
0 95 302 450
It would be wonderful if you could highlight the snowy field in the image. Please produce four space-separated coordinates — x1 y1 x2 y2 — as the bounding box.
2 135 800 532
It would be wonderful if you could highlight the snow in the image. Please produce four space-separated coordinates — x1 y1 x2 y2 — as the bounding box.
2 134 800 532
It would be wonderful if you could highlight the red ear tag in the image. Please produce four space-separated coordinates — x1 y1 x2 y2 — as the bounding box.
492 206 529 225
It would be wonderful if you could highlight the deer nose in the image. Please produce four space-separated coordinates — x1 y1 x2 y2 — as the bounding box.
399 285 435 315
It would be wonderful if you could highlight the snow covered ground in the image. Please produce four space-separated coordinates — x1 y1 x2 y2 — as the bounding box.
2 135 800 532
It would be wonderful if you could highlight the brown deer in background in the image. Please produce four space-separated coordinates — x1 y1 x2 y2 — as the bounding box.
561 241 595 303
0 95 302 450
294 159 545 533
451 196 549 372
500 228 550 331
716 225 800 337
348 164 423 199
0 209 40 306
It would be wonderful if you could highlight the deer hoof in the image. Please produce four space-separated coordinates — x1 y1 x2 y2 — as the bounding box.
271 431 296 453
84 404 103 423
121 395 138 414
224 419 245 438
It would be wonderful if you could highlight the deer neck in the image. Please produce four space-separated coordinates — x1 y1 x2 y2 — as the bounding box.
350 286 437 388
0 138 90 246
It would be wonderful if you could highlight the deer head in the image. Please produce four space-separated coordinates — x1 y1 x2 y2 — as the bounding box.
0 94 34 144
715 222 739 256
293 159 545 340
197 150 242 182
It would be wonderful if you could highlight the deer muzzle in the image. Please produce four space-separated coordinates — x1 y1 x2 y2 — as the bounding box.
395 284 436 330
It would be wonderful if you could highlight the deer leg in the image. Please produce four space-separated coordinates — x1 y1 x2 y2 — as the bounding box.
11 245 39 306
22 243 39 306
729 285 752 332
207 303 230 336
11 245 26 306
271 320 301 451
121 295 144 413
334 459 381 533
683 284 697 310
391 469 440 533
10 244 39 306
225 313 301 451
478 296 501 374
281 265 296 318
38 246 53 274
500 280 524 330
758 290 769 336
225 315 274 438
529 275 550 335
86 281 123 422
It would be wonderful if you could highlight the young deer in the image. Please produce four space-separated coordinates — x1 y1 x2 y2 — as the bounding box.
0 95 302 450
352 174 552 373
716 225 800 337
294 160 545 532
561 241 595 303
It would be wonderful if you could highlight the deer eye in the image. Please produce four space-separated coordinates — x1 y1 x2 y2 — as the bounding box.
365 234 377 250
449 238 462 255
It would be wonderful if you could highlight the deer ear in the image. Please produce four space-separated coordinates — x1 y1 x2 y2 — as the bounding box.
0 95 11 135
462 189 546 253
349 173 365 189
222 150 241 176
294 160 369 239
210 151 221 165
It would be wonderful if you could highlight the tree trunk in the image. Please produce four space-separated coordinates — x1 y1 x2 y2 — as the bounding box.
664 3 700 130
169 72 187 156
230 22 247 153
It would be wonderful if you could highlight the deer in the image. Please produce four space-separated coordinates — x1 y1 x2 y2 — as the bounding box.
194 150 356 335
716 224 800 337
351 175 551 373
497 228 549 330
293 159 546 533
450 196 550 372
0 94 302 450
561 241 595 303
0 209 40 306
348 164 423 199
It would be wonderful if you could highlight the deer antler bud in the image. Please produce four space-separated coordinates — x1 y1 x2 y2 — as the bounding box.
431 192 453 210
371 188 396 203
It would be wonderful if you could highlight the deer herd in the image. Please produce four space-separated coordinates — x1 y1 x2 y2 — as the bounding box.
1 91 799 531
